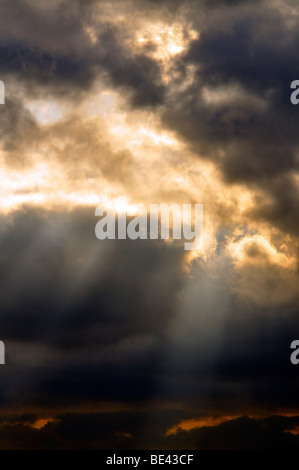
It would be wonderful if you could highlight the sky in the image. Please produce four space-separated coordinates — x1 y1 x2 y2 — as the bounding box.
0 0 299 449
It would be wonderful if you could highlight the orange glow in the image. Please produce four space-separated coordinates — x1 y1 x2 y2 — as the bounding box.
30 418 58 430
115 432 133 438
166 415 241 436
285 425 299 435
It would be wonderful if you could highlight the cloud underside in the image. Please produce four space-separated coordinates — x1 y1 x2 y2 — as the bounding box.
1 413 299 449
1 208 298 417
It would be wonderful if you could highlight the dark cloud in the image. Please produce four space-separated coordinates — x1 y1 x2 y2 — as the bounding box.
0 0 165 105
0 211 297 415
160 2 299 237
0 409 190 449
0 412 299 449
0 41 96 92
0 206 186 410
203 0 263 8
96 27 165 107
164 6 299 176
0 98 39 166
168 415 299 450
247 174 299 237
0 206 184 349
0 37 164 105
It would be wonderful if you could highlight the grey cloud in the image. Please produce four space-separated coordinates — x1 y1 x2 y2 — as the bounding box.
0 219 297 414
0 0 165 105
0 206 184 349
158 1 299 240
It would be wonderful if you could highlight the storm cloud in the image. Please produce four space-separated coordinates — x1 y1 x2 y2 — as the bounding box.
0 0 299 450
